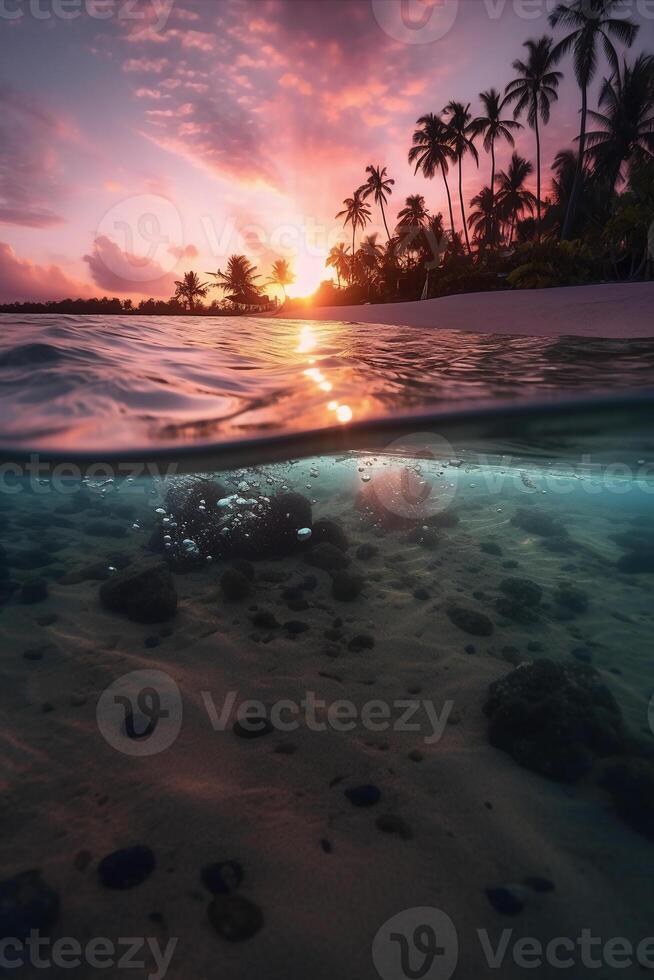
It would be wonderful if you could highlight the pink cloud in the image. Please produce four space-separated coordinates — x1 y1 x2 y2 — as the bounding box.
123 57 169 73
0 242 91 303
279 73 313 96
173 7 200 21
181 30 215 52
0 85 67 229
168 244 199 259
83 236 177 296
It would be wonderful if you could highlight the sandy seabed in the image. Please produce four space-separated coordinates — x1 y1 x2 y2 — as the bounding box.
1 452 654 979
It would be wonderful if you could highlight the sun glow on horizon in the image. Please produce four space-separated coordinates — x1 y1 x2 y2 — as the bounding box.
286 251 329 298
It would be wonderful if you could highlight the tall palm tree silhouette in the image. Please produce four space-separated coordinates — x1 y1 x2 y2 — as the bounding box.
336 191 372 261
173 271 209 311
326 243 351 287
585 54 654 192
505 36 562 238
408 114 457 239
472 89 522 244
549 0 639 239
266 258 295 303
496 152 538 244
443 101 479 253
359 165 395 242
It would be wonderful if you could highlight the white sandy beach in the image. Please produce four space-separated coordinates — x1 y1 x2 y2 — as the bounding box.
283 282 654 339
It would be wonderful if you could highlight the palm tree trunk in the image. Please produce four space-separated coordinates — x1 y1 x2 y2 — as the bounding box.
441 162 456 240
535 112 542 241
458 157 471 253
562 83 587 241
351 227 356 284
380 200 391 243
490 140 496 246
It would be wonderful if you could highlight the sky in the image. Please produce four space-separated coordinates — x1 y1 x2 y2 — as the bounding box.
1 0 653 302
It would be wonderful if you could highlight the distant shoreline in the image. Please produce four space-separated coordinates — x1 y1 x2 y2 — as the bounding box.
280 282 654 339
1 282 653 338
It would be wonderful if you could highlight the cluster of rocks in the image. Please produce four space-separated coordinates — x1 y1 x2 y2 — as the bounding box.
511 507 574 554
485 658 654 839
495 577 543 624
150 479 314 568
484 659 626 782
99 559 177 623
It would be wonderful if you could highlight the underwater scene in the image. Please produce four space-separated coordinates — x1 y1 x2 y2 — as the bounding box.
2 401 654 979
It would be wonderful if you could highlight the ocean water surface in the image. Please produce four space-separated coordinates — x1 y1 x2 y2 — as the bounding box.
1 312 654 452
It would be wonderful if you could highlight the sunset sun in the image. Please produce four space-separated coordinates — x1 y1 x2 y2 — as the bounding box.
285 252 329 299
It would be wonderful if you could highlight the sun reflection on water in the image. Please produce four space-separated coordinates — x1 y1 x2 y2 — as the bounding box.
297 324 353 425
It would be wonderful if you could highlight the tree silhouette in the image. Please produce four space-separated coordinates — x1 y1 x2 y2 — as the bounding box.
208 255 261 309
505 36 562 237
266 258 295 302
408 114 457 239
496 152 538 244
326 243 351 287
173 271 209 311
336 191 372 260
472 88 522 244
443 101 479 253
549 0 639 239
586 54 654 191
358 165 395 242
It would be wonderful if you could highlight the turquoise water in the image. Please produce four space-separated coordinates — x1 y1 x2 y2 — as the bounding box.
1 394 654 977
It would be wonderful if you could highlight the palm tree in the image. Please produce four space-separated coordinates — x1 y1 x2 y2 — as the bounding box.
208 255 260 308
549 0 639 239
496 152 538 244
442 101 479 253
504 36 563 237
326 243 351 287
468 186 500 247
408 113 457 238
396 194 430 228
472 89 522 244
173 270 209 311
266 258 295 303
356 233 384 295
359 165 395 242
336 191 372 259
396 194 430 265
586 54 654 191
